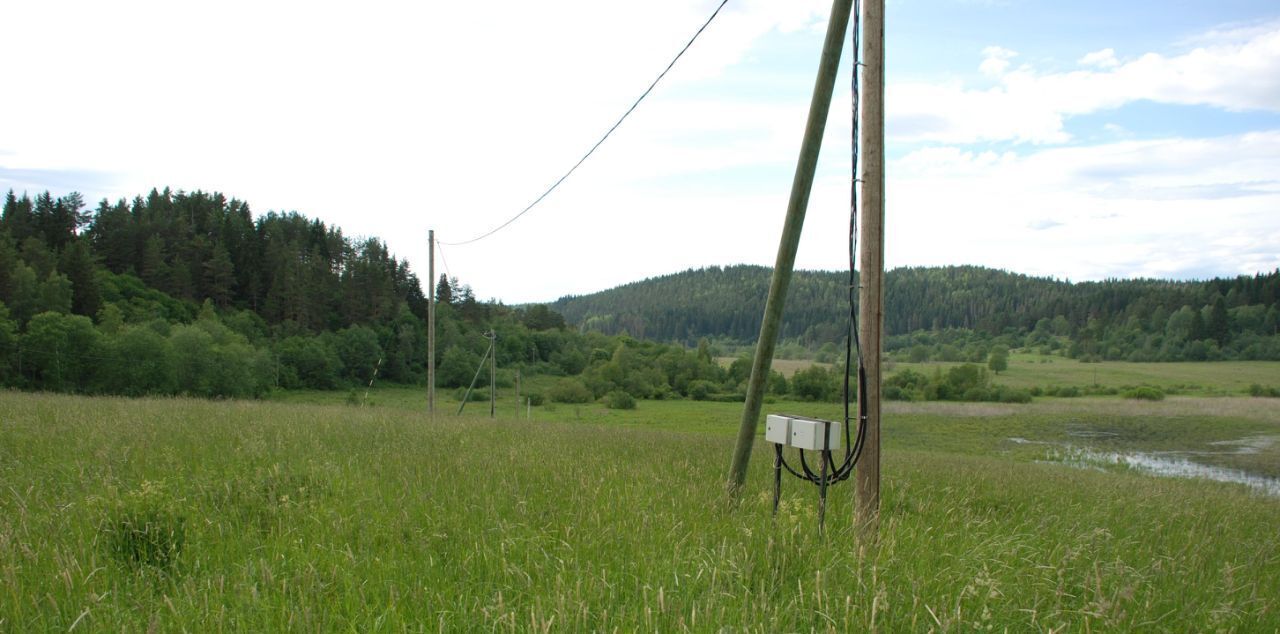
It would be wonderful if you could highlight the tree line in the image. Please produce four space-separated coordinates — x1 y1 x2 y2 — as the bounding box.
551 264 1280 361
3 186 1277 405
0 188 776 402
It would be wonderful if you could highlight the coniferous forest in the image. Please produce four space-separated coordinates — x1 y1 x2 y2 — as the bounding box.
552 264 1280 362
1 187 1278 403
0 188 731 400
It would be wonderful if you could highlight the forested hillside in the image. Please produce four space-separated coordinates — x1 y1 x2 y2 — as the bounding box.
2 186 1277 405
0 188 737 402
551 264 1280 361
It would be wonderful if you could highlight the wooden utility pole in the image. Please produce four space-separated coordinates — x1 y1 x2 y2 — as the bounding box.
514 369 521 419
727 0 854 499
427 229 436 417
488 331 497 419
856 0 885 531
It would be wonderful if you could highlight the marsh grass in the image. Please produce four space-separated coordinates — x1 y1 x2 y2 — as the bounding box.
1 391 1278 630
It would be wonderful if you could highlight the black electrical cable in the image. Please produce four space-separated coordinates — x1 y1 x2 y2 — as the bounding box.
775 0 867 493
441 0 731 247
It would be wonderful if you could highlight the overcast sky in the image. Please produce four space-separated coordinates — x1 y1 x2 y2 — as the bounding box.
3 0 1278 303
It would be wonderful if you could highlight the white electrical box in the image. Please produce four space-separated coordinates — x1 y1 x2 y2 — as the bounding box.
765 414 791 444
789 417 842 451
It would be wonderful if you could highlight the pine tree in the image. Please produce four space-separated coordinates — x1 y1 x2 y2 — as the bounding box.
1208 296 1229 345
204 243 237 308
436 274 454 306
1189 306 1207 342
60 239 101 318
140 235 170 291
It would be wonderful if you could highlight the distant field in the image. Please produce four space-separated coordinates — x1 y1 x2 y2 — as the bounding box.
3 389 1278 630
719 354 1280 394
894 355 1280 394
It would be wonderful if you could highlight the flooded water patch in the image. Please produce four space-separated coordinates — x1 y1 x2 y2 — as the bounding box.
1010 434 1280 497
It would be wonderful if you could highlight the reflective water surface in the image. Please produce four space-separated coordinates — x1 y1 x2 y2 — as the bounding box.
1009 435 1280 497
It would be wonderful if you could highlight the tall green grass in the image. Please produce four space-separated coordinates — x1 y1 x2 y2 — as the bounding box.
1 391 1277 630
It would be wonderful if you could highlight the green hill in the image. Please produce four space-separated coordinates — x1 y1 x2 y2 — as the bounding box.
549 264 1280 359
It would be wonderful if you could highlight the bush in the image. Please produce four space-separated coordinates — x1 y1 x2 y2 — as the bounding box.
1123 386 1165 401
454 387 487 402
96 326 176 395
549 378 592 404
604 390 636 410
995 387 1033 403
883 385 910 401
687 379 717 401
791 365 838 401
525 391 545 406
1248 384 1280 397
21 311 101 391
437 347 483 389
275 335 343 390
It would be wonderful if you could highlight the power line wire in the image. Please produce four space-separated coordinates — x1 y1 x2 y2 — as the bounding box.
440 0 731 247
435 239 453 281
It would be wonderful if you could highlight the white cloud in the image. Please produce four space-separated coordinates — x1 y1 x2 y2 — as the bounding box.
979 46 1019 77
0 2 1277 304
884 131 1280 280
1078 48 1119 68
889 20 1280 144
0 0 835 301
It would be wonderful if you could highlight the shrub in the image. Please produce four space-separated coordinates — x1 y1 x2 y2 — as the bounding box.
96 326 176 395
687 379 717 401
791 365 838 401
454 387 487 402
1123 386 1165 401
883 385 909 401
605 390 636 410
549 378 592 404
525 391 546 406
1248 384 1280 397
438 347 483 389
995 387 1033 403
275 335 343 390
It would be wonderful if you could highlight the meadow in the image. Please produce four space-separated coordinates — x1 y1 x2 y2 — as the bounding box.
3 360 1279 631
902 354 1280 396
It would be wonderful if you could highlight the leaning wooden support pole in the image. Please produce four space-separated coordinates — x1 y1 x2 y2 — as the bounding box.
727 0 854 500
427 229 436 418
855 0 885 532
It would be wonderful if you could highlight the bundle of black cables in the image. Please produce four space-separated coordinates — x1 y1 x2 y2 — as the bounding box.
773 0 867 517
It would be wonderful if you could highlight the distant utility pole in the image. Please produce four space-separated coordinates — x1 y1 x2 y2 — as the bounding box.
428 229 436 418
856 0 886 532
488 330 497 419
727 0 854 499
457 331 495 416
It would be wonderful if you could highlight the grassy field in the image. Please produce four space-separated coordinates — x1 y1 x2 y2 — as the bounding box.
3 380 1279 630
724 353 1280 395
898 355 1280 395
